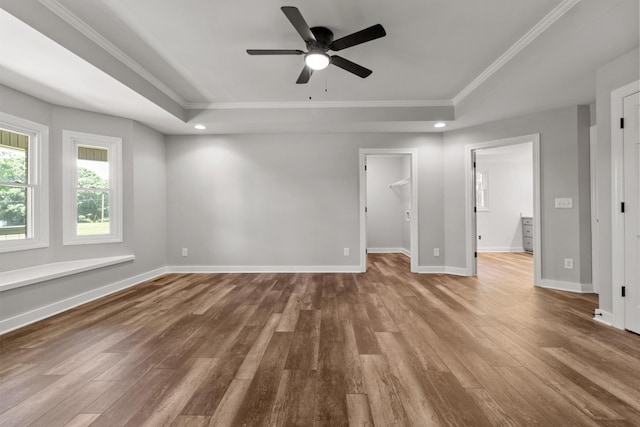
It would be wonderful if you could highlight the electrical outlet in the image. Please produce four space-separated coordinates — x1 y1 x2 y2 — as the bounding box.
564 258 573 269
478 235 482 240
434 248 440 257
182 248 188 257
344 248 350 256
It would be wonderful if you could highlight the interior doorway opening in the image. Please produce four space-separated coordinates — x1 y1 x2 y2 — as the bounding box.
359 148 419 273
474 142 534 278
465 134 541 284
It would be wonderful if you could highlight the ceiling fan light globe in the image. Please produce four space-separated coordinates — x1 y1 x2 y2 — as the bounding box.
305 52 330 70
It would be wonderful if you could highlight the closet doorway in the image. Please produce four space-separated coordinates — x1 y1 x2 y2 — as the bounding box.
359 149 419 273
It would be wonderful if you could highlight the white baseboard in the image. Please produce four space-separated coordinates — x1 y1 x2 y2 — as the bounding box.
418 266 471 276
536 279 594 293
0 267 167 335
418 266 446 274
166 265 361 273
478 247 525 253
367 248 411 257
593 309 614 327
445 266 472 276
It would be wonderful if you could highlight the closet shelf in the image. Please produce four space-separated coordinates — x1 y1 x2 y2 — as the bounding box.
389 177 410 188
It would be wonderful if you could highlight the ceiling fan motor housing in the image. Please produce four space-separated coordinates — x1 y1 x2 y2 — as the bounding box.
309 26 334 51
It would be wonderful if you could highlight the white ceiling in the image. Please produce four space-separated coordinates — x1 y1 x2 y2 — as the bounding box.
0 0 637 134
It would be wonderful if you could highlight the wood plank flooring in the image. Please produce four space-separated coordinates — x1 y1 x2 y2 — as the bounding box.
1 252 640 426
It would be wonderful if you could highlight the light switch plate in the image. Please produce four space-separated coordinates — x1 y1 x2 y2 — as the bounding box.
555 198 573 209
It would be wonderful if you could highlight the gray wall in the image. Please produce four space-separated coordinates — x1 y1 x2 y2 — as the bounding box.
0 84 167 321
595 47 639 313
366 156 410 251
165 133 444 267
443 106 592 285
476 143 533 252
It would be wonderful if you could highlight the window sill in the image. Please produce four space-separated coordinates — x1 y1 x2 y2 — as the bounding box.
0 255 135 292
0 239 49 254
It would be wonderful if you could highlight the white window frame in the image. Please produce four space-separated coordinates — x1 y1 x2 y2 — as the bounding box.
0 112 49 253
63 130 122 245
475 170 490 212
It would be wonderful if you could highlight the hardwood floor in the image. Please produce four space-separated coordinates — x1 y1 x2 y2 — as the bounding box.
1 253 639 426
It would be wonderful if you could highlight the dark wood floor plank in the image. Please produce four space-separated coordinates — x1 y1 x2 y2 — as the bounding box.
269 369 317 426
230 332 293 426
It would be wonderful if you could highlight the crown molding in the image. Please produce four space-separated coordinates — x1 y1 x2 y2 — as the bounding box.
452 0 580 105
38 0 187 108
185 99 453 110
37 0 579 114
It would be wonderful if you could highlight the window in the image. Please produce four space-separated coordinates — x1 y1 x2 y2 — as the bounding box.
0 113 49 253
63 130 122 245
475 170 489 211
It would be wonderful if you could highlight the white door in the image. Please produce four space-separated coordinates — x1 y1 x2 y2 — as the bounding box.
624 92 640 333
472 150 478 275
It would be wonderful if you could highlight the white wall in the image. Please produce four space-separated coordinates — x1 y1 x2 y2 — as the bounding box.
595 47 640 313
444 106 592 285
476 143 533 252
0 84 167 323
366 156 410 253
401 156 411 253
165 133 444 268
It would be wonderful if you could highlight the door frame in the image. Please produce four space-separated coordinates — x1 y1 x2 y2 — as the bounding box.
590 125 600 294
359 148 419 273
611 80 640 329
464 134 541 284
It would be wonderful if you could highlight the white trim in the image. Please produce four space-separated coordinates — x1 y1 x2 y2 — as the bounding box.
360 149 419 273
0 266 165 335
593 309 614 327
38 0 187 108
477 247 525 253
0 112 49 253
589 125 599 294
166 265 361 273
417 266 470 276
418 266 446 274
445 266 471 276
0 255 134 292
611 80 640 330
367 247 410 256
187 100 453 110
537 279 594 294
62 130 123 245
465 134 541 284
452 0 580 105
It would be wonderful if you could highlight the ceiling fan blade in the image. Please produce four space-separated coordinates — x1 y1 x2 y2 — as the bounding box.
330 24 386 51
247 49 304 55
296 66 313 84
281 6 316 43
330 56 372 78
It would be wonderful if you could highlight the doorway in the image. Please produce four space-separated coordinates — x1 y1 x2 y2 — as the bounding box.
465 134 541 284
359 148 419 273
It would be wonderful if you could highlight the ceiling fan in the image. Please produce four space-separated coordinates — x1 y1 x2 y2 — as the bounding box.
247 6 386 84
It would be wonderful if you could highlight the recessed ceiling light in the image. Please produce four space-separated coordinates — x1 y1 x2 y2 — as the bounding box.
434 122 446 128
194 124 206 130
